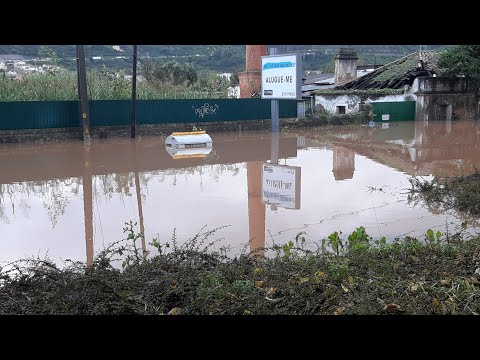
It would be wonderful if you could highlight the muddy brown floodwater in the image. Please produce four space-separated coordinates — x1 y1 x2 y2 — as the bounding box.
1 120 480 265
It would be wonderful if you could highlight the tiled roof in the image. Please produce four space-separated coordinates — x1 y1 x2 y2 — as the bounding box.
336 51 439 90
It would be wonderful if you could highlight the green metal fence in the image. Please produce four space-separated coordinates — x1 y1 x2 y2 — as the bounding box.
371 101 416 122
0 101 79 130
0 99 298 130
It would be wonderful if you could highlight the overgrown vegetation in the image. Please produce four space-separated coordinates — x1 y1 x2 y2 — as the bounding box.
409 172 480 216
438 45 480 119
0 66 230 101
373 55 420 83
315 88 404 96
1 222 479 315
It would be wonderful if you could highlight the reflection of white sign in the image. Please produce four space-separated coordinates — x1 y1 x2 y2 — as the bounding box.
381 122 389 129
165 146 212 159
382 114 390 121
262 163 301 209
261 54 302 100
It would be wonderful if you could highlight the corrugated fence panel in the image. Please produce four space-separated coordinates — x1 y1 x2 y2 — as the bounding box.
371 101 416 122
0 101 78 130
279 100 298 119
136 99 297 124
0 99 299 130
90 100 131 126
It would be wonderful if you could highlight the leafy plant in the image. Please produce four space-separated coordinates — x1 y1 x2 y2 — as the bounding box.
328 259 349 282
327 231 343 256
426 229 442 244
347 226 371 253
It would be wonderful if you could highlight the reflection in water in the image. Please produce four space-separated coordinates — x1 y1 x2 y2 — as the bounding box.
247 162 265 256
2 120 480 264
332 146 355 181
133 141 146 255
83 143 94 266
262 163 301 209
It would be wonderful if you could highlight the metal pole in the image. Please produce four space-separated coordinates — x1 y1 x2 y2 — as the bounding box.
76 45 90 141
130 45 138 138
269 47 280 134
271 99 280 133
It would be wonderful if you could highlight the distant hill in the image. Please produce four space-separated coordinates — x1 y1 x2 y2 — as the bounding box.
0 45 451 73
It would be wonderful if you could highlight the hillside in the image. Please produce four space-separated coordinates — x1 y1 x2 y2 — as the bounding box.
0 45 450 73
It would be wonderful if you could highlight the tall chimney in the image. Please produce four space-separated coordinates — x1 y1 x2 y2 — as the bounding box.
239 45 268 98
334 48 358 86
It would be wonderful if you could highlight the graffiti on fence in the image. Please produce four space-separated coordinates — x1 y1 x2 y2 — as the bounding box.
192 103 219 118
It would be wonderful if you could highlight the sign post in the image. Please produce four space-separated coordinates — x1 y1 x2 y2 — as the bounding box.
261 50 302 162
261 50 302 207
268 48 280 135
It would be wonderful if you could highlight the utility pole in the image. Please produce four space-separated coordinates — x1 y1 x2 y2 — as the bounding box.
130 45 138 138
76 45 90 141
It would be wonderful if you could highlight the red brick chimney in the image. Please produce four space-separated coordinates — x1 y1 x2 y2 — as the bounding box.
239 45 268 98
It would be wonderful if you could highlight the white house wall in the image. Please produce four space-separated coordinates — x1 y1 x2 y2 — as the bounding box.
316 94 415 114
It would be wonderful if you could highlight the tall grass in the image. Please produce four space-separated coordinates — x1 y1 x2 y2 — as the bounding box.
0 70 230 101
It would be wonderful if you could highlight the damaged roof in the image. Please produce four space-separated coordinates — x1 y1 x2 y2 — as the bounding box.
336 51 439 90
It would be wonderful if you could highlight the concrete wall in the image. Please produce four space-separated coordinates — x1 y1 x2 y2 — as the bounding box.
415 77 478 121
316 94 409 114
416 76 476 94
0 120 279 143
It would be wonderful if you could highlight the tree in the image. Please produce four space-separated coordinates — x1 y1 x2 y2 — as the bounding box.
37 46 58 65
438 45 480 118
229 71 240 87
141 59 155 81
149 61 198 87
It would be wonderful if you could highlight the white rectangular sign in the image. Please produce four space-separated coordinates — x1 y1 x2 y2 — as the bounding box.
261 54 302 100
262 163 301 209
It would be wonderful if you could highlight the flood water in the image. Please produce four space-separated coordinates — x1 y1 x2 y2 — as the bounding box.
2 120 480 265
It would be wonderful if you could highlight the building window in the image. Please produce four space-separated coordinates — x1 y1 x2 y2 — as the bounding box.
337 106 346 114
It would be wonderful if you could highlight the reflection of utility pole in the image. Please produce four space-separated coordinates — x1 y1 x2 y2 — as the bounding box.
134 171 146 254
133 140 146 254
83 142 94 266
247 161 265 257
76 45 90 141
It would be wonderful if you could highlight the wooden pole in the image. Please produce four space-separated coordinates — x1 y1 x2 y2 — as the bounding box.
76 45 90 140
